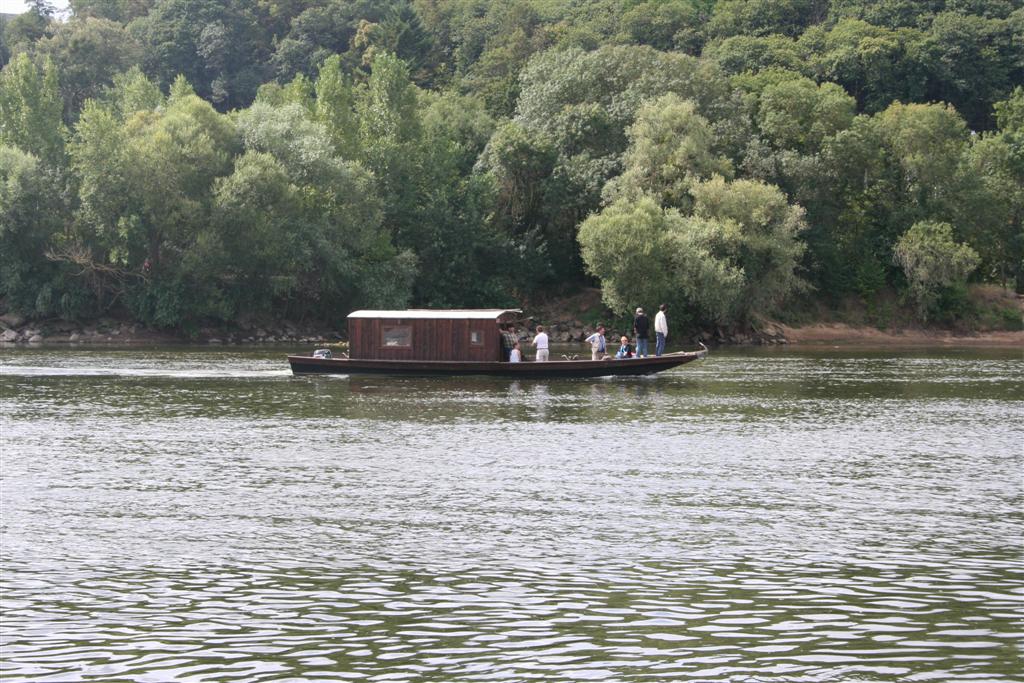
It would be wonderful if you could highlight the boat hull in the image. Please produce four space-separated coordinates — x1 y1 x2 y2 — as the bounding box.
288 350 706 378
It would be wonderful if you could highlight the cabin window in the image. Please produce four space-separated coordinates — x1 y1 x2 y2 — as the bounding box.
470 330 483 345
382 324 412 348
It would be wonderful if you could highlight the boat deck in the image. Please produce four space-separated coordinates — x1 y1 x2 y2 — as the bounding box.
288 350 706 378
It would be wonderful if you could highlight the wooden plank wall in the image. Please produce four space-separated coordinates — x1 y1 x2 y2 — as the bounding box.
349 318 502 361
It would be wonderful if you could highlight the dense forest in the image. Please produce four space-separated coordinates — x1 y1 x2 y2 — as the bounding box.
1 0 1022 334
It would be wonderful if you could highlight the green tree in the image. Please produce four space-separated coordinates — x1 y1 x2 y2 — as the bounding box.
235 100 415 314
0 145 68 315
508 45 743 283
803 19 928 114
690 175 807 317
68 89 238 323
578 195 746 322
456 0 550 117
961 87 1024 290
102 65 164 119
3 1 54 55
618 0 707 54
756 77 856 153
33 16 142 121
0 53 66 164
921 11 1019 129
708 0 829 39
603 93 733 209
313 53 360 159
129 0 270 109
894 220 980 318
702 34 810 76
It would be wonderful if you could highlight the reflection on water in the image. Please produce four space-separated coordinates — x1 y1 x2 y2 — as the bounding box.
1 346 1022 681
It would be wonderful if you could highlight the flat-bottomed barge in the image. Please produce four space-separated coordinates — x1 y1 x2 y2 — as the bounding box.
288 309 706 378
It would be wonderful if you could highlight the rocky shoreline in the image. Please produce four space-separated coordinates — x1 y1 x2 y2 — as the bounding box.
1 312 1020 348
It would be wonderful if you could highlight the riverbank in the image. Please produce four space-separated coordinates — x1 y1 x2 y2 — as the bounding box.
776 323 1024 347
2 286 1020 348
1 313 1021 349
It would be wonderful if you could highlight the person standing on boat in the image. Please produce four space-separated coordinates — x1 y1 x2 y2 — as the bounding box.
633 307 650 358
532 325 549 361
500 323 518 361
509 342 522 362
585 326 607 361
654 304 668 356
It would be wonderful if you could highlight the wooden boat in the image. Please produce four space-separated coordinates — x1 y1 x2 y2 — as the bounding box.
288 309 707 378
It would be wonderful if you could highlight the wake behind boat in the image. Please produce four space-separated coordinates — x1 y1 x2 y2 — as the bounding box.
287 309 706 378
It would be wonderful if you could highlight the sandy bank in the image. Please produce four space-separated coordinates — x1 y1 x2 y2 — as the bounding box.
778 323 1024 348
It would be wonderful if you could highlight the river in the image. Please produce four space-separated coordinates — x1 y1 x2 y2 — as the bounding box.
1 345 1021 682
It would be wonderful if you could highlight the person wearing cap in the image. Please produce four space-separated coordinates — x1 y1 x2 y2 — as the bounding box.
632 307 650 358
654 303 668 356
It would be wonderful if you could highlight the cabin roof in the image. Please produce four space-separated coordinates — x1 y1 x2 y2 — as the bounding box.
347 309 522 320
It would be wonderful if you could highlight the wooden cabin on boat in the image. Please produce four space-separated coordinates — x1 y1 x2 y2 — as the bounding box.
347 309 522 362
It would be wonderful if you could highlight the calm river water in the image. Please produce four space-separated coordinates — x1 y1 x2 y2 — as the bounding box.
1 345 1021 682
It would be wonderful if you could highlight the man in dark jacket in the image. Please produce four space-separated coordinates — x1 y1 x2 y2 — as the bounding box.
633 307 650 357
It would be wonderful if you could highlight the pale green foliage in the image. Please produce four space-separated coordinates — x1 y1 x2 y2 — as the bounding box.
236 102 388 253
690 175 808 316
894 220 980 317
994 86 1024 133
580 179 806 324
70 90 236 278
876 102 968 195
603 94 733 208
703 35 810 76
234 99 414 310
104 66 164 120
0 54 66 163
314 54 360 159
516 45 736 148
420 90 495 172
238 103 353 186
578 195 744 321
358 51 420 148
168 75 196 102
757 77 856 152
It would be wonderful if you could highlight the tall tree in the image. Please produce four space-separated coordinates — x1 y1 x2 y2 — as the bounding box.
0 53 65 164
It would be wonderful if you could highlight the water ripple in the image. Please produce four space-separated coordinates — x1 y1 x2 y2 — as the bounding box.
1 346 1021 681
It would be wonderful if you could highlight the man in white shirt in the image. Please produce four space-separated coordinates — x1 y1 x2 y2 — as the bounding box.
654 304 668 356
532 325 549 361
